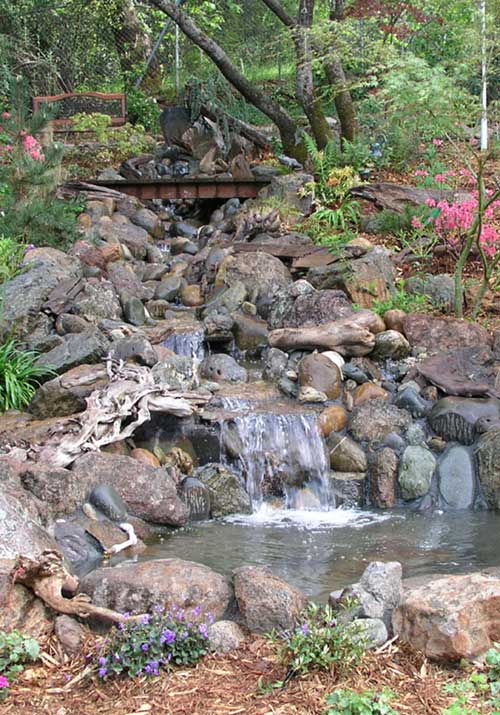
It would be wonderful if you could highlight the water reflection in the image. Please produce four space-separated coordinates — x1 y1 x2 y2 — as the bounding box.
128 508 500 600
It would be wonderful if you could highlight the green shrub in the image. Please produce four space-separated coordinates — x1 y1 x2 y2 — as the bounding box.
0 196 83 250
126 89 160 134
372 282 432 316
0 339 56 412
325 688 399 715
0 630 40 701
97 607 212 680
0 236 25 283
269 603 366 681
72 112 112 142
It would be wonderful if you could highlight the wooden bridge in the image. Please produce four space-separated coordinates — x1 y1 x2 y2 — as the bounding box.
92 176 271 201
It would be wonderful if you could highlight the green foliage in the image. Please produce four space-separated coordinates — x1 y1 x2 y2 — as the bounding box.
324 688 399 715
126 90 160 134
268 603 366 682
0 339 56 412
0 630 40 699
111 122 155 158
441 644 500 714
0 236 25 284
72 112 112 142
0 76 83 250
97 608 211 680
372 281 432 316
379 55 477 141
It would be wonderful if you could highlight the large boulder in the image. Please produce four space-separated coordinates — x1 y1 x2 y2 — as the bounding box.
215 252 292 318
349 400 412 445
69 279 123 323
428 396 500 445
258 172 314 214
194 464 252 518
0 491 59 560
403 314 492 351
97 216 152 259
475 427 500 509
81 559 233 620
35 330 110 374
438 446 476 510
337 561 402 632
233 565 308 633
393 572 500 660
308 248 395 308
71 453 188 526
200 354 248 383
398 446 436 500
268 284 352 330
29 364 109 418
1 249 81 341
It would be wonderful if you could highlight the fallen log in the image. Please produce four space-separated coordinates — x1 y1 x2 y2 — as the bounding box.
268 310 385 356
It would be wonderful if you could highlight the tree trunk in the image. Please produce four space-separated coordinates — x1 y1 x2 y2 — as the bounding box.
324 57 358 142
325 0 358 143
112 0 162 93
294 0 333 148
147 0 305 161
262 0 333 149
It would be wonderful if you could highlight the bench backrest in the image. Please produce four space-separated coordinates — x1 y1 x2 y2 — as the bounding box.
32 92 127 130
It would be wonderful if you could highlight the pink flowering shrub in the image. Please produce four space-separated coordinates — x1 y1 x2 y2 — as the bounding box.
426 196 500 259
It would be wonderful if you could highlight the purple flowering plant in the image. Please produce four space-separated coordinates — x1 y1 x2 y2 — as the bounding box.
268 602 365 681
97 606 212 680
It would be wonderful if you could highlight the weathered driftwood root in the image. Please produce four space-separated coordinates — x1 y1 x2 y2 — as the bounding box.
268 310 384 356
10 550 143 624
33 359 210 468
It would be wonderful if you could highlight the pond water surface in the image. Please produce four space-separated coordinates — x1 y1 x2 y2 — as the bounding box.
125 507 500 601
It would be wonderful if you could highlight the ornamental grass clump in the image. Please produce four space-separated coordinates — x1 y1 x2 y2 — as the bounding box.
97 607 213 680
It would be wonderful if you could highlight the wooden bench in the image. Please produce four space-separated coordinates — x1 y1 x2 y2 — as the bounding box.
32 92 127 132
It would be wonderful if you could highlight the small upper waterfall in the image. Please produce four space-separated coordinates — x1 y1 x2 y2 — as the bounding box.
219 396 331 509
162 327 205 360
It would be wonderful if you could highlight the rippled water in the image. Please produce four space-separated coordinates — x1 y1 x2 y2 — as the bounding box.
129 507 500 600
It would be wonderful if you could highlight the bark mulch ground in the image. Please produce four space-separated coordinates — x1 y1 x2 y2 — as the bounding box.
4 635 463 715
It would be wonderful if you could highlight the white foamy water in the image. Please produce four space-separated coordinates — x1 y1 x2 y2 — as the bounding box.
223 502 395 530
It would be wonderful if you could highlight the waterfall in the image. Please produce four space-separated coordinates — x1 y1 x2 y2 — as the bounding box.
219 396 331 509
162 327 205 361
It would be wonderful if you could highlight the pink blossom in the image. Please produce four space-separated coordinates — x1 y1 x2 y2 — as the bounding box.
434 174 447 183
22 134 44 161
411 217 423 229
414 169 429 178
432 138 443 147
1 111 10 120
0 676 9 688
426 198 436 207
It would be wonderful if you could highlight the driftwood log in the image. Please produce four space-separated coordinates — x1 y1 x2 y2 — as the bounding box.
11 359 209 468
11 550 142 624
268 310 385 356
349 182 472 213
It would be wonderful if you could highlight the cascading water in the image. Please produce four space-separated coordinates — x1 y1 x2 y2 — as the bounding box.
219 396 331 509
161 327 205 360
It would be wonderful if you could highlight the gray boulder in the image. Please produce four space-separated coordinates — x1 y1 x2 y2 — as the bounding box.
398 446 436 500
29 364 109 418
208 620 245 653
200 354 248 383
475 427 500 509
195 464 252 518
35 330 110 374
438 446 476 509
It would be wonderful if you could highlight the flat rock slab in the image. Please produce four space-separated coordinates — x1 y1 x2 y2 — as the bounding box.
418 346 500 398
403 314 492 352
